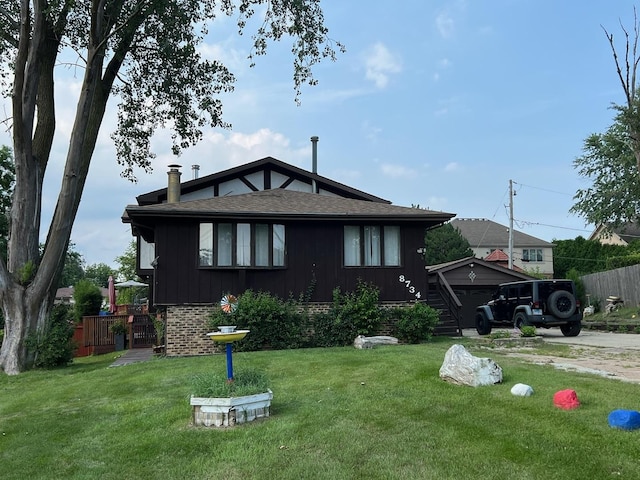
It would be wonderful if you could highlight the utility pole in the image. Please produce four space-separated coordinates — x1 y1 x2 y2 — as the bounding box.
508 179 514 270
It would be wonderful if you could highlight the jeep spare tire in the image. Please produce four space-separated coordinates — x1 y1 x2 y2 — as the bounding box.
547 290 576 319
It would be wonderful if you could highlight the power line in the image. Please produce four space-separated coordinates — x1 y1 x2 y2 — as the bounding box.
514 218 593 233
513 181 573 197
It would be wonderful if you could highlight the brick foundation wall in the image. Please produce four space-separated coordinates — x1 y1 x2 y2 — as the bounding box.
166 300 424 356
166 304 217 356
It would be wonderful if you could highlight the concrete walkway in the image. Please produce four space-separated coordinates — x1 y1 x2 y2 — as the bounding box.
462 328 640 350
109 348 154 367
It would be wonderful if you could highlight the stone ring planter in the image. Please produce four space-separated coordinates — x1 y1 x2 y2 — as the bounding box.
191 390 273 427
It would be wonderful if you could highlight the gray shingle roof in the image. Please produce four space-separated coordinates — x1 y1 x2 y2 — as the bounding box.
125 189 454 223
450 218 553 248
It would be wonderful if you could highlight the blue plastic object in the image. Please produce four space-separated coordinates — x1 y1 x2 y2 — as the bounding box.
608 409 640 430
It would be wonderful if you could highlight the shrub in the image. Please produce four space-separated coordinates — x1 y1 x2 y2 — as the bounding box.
25 304 76 368
73 279 103 322
519 326 537 337
307 311 344 347
329 280 382 344
207 290 303 352
391 302 440 343
191 368 270 398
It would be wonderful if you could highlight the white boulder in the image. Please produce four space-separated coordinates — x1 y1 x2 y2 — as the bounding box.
510 383 534 397
353 335 399 349
439 344 503 387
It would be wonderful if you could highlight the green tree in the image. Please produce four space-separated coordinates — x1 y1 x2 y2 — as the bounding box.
115 241 138 283
570 121 640 227
72 279 103 323
84 263 117 289
0 1 343 374
423 223 473 265
58 244 86 289
0 146 15 262
552 236 629 277
603 11 640 179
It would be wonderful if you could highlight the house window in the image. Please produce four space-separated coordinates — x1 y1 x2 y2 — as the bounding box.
344 225 401 267
199 223 286 268
522 248 543 262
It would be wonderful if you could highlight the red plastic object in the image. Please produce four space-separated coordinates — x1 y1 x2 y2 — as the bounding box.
553 389 580 410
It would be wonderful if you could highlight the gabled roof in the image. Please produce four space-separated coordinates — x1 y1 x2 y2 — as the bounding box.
484 249 509 262
450 218 553 248
136 156 390 205
425 256 533 279
589 223 640 244
125 189 455 224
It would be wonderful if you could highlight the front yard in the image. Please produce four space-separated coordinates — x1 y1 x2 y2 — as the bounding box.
1 339 640 479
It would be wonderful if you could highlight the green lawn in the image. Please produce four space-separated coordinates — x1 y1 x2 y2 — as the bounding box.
1 339 639 479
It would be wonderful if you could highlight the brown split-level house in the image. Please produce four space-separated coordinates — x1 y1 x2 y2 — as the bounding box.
123 157 457 355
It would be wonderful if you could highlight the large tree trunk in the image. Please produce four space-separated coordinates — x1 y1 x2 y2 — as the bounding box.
0 285 51 373
0 3 111 374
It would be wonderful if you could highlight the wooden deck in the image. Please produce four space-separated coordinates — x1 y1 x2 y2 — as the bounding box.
74 310 156 357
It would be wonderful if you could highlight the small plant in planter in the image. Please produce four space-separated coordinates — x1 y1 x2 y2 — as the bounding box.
110 321 127 335
190 367 273 428
110 321 127 351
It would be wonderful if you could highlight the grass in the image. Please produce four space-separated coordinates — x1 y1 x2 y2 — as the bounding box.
1 339 640 479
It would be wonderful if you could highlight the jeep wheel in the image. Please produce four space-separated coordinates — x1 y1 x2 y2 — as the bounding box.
514 312 528 330
560 321 582 337
475 312 492 335
547 290 577 319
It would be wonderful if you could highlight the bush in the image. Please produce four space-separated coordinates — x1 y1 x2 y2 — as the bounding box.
329 280 382 344
306 312 344 347
519 325 537 337
25 304 76 368
391 302 440 343
73 279 103 322
207 290 303 352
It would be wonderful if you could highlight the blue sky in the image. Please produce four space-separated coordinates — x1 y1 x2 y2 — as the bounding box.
1 0 637 268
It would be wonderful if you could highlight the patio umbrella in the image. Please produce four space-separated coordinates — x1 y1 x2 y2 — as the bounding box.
114 280 148 288
108 275 117 313
115 279 148 306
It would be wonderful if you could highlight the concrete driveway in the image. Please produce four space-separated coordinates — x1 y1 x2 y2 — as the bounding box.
462 328 640 350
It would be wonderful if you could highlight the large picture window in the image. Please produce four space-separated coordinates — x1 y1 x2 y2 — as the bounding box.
344 225 401 267
199 223 286 268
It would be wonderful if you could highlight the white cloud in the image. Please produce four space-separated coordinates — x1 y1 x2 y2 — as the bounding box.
436 13 455 39
380 163 417 179
363 43 402 89
444 162 461 172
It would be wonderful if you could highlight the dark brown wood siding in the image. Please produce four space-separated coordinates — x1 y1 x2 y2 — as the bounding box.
152 219 430 305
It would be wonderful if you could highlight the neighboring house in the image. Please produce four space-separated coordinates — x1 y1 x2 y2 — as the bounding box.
426 257 533 329
123 157 455 356
589 223 640 246
450 218 555 277
55 286 109 305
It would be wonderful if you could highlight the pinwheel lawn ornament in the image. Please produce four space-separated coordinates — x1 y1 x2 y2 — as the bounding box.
206 294 248 382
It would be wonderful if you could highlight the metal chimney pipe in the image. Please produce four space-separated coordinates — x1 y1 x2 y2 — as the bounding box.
167 164 182 203
192 164 200 180
310 136 319 193
311 136 319 173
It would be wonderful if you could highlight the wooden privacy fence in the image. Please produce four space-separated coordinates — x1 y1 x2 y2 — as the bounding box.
581 264 640 308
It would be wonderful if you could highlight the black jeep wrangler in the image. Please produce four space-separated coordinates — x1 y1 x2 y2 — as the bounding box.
475 279 582 337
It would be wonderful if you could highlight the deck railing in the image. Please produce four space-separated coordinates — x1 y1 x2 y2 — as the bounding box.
78 313 156 354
